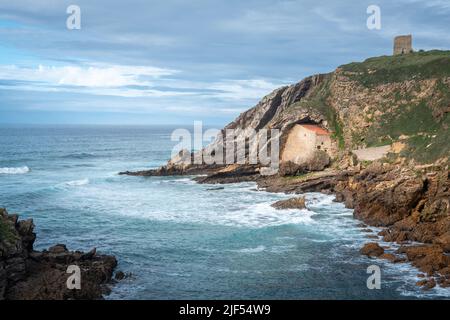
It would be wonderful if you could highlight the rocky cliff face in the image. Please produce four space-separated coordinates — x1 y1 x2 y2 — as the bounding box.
157 50 450 174
335 163 450 289
230 51 450 166
224 74 327 133
190 74 330 174
120 50 450 290
122 51 450 180
0 208 117 300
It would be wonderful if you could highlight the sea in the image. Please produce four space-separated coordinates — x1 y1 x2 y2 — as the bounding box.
0 124 448 299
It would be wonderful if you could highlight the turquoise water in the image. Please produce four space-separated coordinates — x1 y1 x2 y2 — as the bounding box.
0 125 448 299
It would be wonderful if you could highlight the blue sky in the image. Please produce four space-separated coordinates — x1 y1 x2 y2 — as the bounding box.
0 0 449 125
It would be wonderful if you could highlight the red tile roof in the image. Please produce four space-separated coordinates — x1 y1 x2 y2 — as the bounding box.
300 124 330 135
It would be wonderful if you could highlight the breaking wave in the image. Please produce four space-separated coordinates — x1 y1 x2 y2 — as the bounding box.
64 178 90 186
0 166 30 174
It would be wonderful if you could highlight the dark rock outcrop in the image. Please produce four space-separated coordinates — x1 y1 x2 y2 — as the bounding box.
0 208 117 300
333 164 450 288
278 151 330 176
119 163 221 177
271 197 307 210
120 74 330 178
360 243 385 257
194 165 260 184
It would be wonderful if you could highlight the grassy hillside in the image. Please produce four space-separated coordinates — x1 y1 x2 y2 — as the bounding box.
283 75 346 149
341 50 450 87
283 51 450 164
0 218 16 244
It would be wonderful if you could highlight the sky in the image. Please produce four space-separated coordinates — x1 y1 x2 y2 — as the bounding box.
0 0 449 126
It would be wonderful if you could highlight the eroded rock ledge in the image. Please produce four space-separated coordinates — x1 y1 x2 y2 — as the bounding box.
0 208 117 300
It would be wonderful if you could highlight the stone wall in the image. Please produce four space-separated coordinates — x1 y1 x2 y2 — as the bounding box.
281 125 316 164
394 35 412 55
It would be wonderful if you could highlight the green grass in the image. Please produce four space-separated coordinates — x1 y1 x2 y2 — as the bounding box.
277 50 450 163
0 218 16 244
365 101 440 147
330 113 345 150
436 79 450 112
401 113 450 164
341 50 450 88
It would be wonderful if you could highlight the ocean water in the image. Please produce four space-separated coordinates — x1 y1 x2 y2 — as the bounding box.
0 125 448 300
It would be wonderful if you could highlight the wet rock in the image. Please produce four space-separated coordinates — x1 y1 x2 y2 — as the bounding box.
81 248 97 260
271 197 306 210
398 245 450 275
357 223 367 228
416 278 436 291
195 165 260 184
17 220 35 251
48 244 68 254
360 243 384 257
115 271 125 280
278 151 330 176
0 208 117 300
435 232 450 252
379 253 396 262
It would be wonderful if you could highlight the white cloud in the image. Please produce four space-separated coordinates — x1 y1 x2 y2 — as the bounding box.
166 105 244 115
0 62 287 117
0 64 178 88
400 0 450 12
209 79 285 100
312 6 360 33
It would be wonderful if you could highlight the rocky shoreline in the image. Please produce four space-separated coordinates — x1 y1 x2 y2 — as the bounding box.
121 162 449 291
122 50 450 293
0 208 118 300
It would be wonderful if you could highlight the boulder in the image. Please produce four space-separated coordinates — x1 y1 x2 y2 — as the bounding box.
379 253 396 262
435 232 450 252
398 245 450 275
0 208 117 300
48 244 68 254
278 151 330 176
360 243 384 257
271 197 307 210
416 278 436 291
115 271 125 280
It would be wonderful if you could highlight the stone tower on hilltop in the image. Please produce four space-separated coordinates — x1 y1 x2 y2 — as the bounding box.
394 35 413 55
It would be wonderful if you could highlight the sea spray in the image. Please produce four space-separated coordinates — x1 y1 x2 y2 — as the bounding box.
0 166 30 174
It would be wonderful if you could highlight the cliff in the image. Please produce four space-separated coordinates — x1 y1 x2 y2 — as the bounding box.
121 50 450 290
123 50 449 178
0 208 117 300
218 49 450 166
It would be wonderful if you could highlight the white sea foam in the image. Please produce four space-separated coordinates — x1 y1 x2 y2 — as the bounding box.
269 245 296 253
306 192 337 207
117 200 316 229
233 245 266 253
64 178 90 186
0 166 30 174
